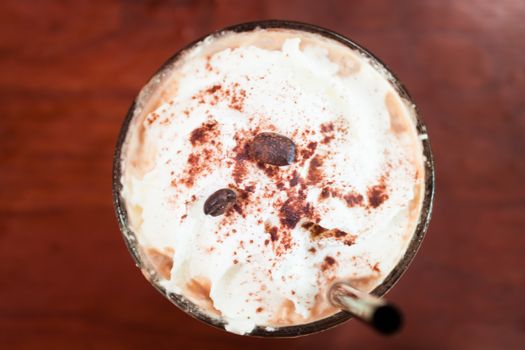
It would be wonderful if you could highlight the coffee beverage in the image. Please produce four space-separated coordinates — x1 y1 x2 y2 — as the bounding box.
117 25 427 335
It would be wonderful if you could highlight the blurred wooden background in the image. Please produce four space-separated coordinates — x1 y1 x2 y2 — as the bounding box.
1 0 524 349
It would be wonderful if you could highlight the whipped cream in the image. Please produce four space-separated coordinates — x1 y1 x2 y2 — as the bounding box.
120 28 425 335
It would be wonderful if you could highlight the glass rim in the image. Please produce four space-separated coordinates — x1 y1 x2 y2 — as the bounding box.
112 19 435 338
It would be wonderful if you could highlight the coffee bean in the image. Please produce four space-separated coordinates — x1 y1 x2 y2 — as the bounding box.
203 188 237 216
250 132 296 166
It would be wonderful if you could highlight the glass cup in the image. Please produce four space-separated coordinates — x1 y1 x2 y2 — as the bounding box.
112 20 435 337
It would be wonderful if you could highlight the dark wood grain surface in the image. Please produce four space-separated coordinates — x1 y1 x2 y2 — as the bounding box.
1 0 524 349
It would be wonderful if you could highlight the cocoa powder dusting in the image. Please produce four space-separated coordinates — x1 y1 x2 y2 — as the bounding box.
344 193 364 207
187 153 199 167
279 197 312 229
264 223 279 242
320 187 330 199
146 112 160 125
334 229 347 238
372 262 381 272
322 135 335 144
320 123 334 133
177 118 222 188
321 256 336 271
179 99 374 261
206 84 221 94
190 120 218 146
191 83 246 111
280 233 293 254
300 141 317 160
229 89 247 111
302 222 353 244
205 56 213 71
344 236 356 246
320 122 335 144
257 162 278 178
230 188 250 218
302 221 326 237
289 171 300 187
367 184 389 208
179 153 201 187
232 141 250 185
307 155 324 184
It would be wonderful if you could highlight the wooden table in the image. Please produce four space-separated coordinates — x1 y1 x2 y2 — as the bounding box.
1 1 524 349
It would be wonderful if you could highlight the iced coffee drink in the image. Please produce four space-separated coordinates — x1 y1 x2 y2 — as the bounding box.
115 22 429 335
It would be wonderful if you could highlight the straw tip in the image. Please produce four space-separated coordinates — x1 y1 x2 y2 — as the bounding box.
372 304 403 335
